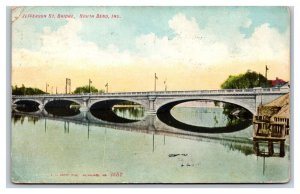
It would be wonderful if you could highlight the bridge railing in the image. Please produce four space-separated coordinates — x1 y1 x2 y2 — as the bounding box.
12 87 289 98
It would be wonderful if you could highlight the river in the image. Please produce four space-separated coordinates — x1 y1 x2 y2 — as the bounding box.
11 103 290 183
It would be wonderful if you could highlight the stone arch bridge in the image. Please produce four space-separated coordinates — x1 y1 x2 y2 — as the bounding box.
12 87 289 115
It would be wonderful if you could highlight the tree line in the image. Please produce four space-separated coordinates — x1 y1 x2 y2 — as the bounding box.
73 85 105 94
12 85 47 95
12 71 270 95
12 84 105 95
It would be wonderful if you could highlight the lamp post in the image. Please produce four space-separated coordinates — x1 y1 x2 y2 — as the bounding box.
46 83 49 93
65 78 71 94
105 83 109 93
265 65 269 80
154 73 158 92
89 79 92 93
258 75 262 105
65 79 68 94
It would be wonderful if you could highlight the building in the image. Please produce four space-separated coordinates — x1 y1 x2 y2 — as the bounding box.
252 93 289 157
253 93 290 139
269 77 288 87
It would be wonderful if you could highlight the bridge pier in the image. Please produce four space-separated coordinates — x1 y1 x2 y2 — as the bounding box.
147 96 157 115
80 98 89 112
38 104 44 110
144 114 157 130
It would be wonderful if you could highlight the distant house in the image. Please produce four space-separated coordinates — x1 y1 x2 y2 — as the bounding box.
269 77 287 87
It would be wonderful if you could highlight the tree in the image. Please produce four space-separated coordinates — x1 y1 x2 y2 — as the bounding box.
221 70 271 89
73 85 104 94
12 85 47 95
220 70 271 119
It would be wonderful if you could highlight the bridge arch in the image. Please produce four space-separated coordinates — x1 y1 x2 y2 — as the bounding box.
43 99 82 117
12 99 42 113
88 98 148 110
156 97 253 133
89 99 146 123
13 99 42 106
155 96 255 115
44 98 82 107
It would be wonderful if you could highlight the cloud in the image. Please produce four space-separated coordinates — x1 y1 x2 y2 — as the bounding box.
13 13 289 74
168 13 202 39
13 19 135 69
135 13 289 67
238 23 289 64
136 13 230 66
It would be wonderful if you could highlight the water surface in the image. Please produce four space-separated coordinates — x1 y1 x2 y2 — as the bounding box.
11 106 290 183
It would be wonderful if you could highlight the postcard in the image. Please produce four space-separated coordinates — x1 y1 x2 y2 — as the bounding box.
11 6 290 183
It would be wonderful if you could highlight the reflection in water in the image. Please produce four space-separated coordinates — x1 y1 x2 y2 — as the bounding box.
113 107 144 120
12 114 39 125
45 100 80 117
64 121 70 134
11 105 289 183
14 100 40 112
90 109 140 123
44 118 47 132
171 107 245 128
158 106 252 133
221 142 254 156
90 101 144 123
252 139 287 176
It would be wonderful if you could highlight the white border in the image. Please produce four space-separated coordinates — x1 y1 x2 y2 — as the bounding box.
1 0 299 193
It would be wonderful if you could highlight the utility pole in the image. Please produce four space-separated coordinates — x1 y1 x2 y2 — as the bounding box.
89 79 92 93
154 73 158 92
164 79 167 92
65 79 67 94
265 65 269 80
56 87 58 94
46 83 49 93
105 83 109 93
65 78 71 94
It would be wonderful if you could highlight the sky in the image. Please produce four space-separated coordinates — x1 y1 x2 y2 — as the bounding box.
12 6 290 93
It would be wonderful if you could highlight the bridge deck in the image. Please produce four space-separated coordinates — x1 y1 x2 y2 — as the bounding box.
12 87 289 98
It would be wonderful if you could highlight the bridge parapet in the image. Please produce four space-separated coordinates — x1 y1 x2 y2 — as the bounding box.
12 87 289 98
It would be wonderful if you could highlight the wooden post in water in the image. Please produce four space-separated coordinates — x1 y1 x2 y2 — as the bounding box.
268 141 274 156
280 141 285 157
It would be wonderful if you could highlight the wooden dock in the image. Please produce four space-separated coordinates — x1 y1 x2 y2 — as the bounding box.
253 93 289 139
252 93 289 157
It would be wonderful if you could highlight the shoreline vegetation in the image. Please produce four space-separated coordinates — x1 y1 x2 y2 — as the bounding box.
12 85 47 95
